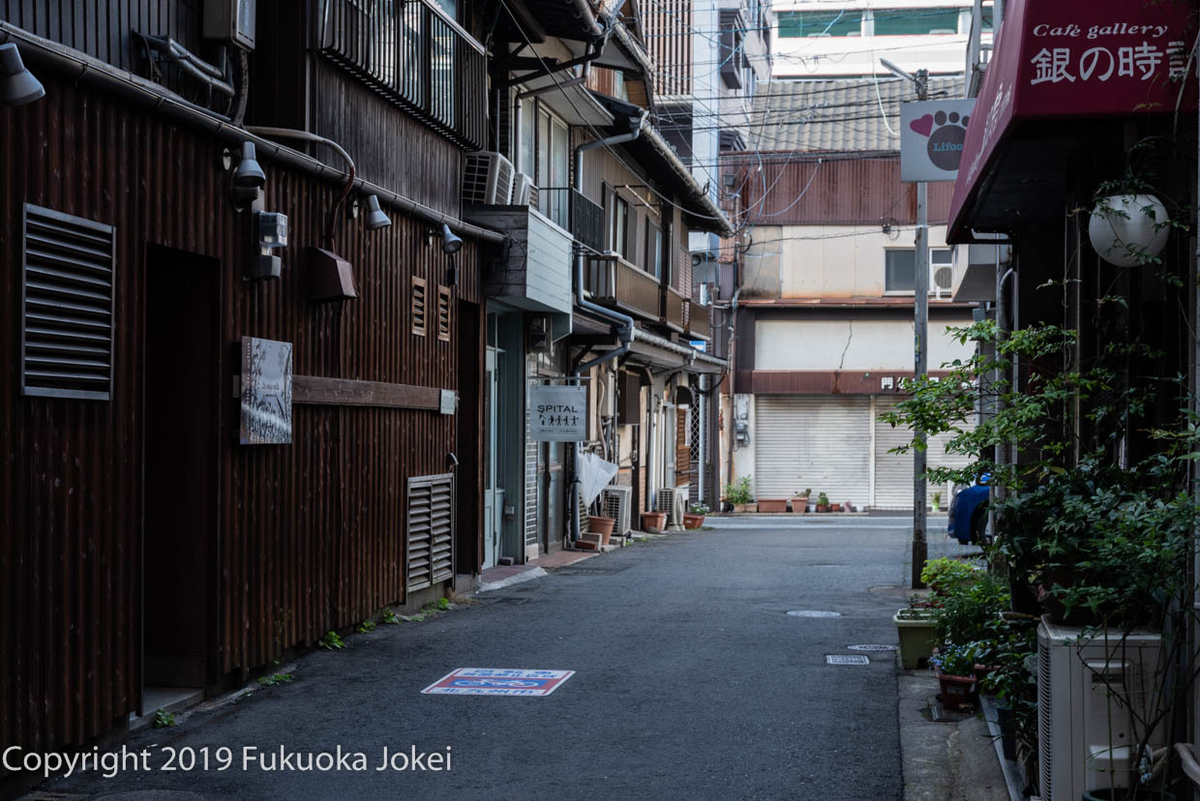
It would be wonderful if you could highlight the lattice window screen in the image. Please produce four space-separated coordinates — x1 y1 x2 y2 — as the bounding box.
21 204 115 400
406 473 455 594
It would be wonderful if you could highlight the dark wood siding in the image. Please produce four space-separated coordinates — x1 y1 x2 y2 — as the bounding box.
1 72 482 752
0 0 205 75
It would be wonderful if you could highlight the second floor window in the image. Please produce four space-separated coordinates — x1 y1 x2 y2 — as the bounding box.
517 98 569 228
611 194 630 259
885 248 952 292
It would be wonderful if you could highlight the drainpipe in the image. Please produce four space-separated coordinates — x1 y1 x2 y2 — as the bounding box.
568 110 648 544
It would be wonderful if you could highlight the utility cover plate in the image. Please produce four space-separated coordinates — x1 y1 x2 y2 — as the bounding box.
786 610 841 618
848 644 898 652
826 655 870 666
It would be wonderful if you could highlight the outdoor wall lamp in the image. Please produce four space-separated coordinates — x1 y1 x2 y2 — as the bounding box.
440 223 463 254
234 141 266 189
364 195 391 230
1088 193 1170 267
0 44 45 107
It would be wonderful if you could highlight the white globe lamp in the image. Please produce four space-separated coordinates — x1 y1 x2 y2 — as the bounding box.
1088 193 1170 267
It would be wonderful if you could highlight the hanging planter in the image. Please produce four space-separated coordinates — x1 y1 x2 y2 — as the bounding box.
1088 193 1170 267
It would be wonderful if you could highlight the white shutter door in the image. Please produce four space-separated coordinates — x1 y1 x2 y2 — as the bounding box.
754 396 871 505
874 397 976 510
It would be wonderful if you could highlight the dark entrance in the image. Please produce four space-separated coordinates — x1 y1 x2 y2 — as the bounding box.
141 245 218 703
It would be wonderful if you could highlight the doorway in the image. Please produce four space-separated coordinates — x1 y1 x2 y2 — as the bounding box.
141 245 218 709
482 313 502 569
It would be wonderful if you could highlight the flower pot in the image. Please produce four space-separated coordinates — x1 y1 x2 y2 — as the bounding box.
1082 790 1176 801
744 503 758 513
790 496 808 513
682 513 705 530
935 669 976 709
758 498 787 513
974 663 1001 688
587 515 615 545
640 511 666 533
816 504 830 513
892 609 937 669
841 501 853 512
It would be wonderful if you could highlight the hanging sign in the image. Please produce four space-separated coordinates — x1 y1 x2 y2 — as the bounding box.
900 98 977 183
529 384 586 441
240 336 293 445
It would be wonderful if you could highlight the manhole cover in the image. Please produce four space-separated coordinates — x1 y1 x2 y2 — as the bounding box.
786 610 840 618
826 654 870 665
848 644 898 652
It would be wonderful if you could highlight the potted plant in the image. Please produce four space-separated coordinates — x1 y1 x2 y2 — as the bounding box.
724 476 755 513
815 492 830 512
790 489 810 514
683 503 708 530
930 643 978 710
640 511 666 533
893 600 938 669
931 491 941 512
587 515 615 545
757 497 787 513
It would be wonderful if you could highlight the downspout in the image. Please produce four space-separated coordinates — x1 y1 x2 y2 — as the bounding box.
568 110 648 544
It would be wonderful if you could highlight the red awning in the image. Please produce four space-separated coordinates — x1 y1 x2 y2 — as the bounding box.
948 0 1197 242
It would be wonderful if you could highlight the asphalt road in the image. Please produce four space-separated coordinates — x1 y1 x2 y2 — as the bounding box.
39 516 975 801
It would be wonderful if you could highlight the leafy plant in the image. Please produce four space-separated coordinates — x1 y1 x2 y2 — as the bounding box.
723 475 754 505
932 571 1010 646
357 619 376 633
929 643 976 677
688 502 710 515
153 709 175 728
931 491 941 507
381 609 400 625
920 557 979 597
816 492 829 506
257 672 295 687
318 631 346 650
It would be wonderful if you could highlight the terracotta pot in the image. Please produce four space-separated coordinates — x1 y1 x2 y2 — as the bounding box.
816 504 830 513
757 498 787 513
935 669 977 710
640 511 667 533
587 515 615 545
682 513 705 530
789 497 808 513
744 503 758 513
733 504 747 514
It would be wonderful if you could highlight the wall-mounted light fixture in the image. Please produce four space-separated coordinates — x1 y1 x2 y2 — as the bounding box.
1088 193 1170 267
234 141 266 188
365 195 391 230
248 210 287 280
0 44 45 107
440 223 463 286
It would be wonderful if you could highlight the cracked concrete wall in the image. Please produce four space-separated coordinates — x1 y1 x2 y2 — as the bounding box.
754 318 974 371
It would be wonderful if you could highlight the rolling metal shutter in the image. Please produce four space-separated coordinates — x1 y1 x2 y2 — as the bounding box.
873 397 976 510
406 473 455 595
754 395 871 505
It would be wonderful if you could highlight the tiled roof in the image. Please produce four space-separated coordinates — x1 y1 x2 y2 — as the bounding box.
748 76 964 153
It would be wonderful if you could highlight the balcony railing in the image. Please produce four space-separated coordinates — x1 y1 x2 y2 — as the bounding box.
663 287 687 332
584 254 660 321
686 301 712 341
571 191 605 254
318 0 487 149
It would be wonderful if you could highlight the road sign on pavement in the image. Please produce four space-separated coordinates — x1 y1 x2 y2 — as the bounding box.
422 668 575 697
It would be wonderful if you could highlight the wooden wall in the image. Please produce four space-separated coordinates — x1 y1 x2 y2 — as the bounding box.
0 71 483 753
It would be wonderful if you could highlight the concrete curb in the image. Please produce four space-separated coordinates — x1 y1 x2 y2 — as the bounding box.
477 567 549 593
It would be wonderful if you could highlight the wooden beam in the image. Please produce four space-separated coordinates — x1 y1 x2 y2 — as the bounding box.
293 376 443 410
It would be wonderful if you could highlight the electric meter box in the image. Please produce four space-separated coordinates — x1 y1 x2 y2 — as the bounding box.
204 0 256 51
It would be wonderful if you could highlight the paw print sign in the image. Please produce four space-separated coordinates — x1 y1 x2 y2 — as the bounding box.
899 99 977 183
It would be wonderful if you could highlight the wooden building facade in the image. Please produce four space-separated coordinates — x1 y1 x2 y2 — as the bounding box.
1 0 492 758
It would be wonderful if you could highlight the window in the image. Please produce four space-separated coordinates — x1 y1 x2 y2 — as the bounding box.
777 10 862 38
873 8 963 36
646 223 662 278
611 194 630 259
885 248 954 292
529 105 569 228
411 276 427 336
21 204 115 400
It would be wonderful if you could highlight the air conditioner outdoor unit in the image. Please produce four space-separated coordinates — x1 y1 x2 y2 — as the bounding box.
1037 617 1166 801
930 263 956 298
656 486 688 527
511 172 539 208
602 486 632 537
463 151 515 205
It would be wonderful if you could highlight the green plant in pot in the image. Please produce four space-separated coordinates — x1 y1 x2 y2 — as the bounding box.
816 492 830 512
724 476 754 512
881 307 1200 797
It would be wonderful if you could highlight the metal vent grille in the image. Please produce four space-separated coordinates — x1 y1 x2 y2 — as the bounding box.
21 205 115 400
411 276 427 336
1038 636 1052 800
437 285 451 342
406 473 455 595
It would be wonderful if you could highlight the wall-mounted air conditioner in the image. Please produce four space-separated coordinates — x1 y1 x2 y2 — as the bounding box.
204 0 256 50
1038 617 1166 801
602 486 632 537
929 262 958 298
463 152 515 206
511 172 539 208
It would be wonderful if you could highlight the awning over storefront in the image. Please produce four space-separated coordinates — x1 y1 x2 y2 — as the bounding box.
948 0 1197 243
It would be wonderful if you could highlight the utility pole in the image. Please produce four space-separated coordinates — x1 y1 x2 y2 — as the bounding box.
882 59 930 589
912 68 929 591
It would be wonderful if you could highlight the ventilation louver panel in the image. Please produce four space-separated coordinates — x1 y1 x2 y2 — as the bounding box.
406 473 455 595
21 205 116 400
411 276 427 336
933 266 954 291
437 285 451 342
